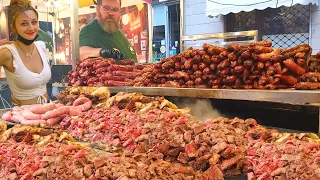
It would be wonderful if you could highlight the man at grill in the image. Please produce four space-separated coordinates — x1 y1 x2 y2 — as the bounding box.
79 0 137 63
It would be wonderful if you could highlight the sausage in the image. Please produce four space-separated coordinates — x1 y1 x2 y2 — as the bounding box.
227 44 241 52
226 76 237 84
2 111 12 122
203 67 212 75
193 55 201 63
218 60 230 69
212 78 222 86
73 97 92 112
295 82 320 90
230 61 237 68
294 52 305 59
317 52 320 58
219 51 230 59
210 64 217 71
30 103 56 114
13 106 23 111
119 60 135 65
211 56 222 64
243 60 253 68
11 115 25 123
69 107 83 116
296 58 305 67
249 40 272 47
197 50 205 56
258 76 268 86
234 66 245 73
105 80 132 86
194 78 203 85
207 45 226 55
46 117 62 126
257 48 281 61
22 110 42 120
195 84 208 88
252 46 273 53
42 106 70 120
257 62 265 70
109 64 134 71
279 75 298 86
302 72 320 82
202 55 211 64
270 54 284 62
243 69 250 77
164 81 181 88
185 80 195 86
184 59 194 69
228 52 237 61
198 63 207 70
240 50 251 59
283 58 306 76
192 64 199 71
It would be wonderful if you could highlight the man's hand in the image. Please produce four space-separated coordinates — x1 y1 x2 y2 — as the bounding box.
99 48 124 60
0 39 13 46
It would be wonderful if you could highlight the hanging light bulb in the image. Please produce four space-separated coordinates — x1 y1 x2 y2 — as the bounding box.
45 1 51 7
53 0 60 7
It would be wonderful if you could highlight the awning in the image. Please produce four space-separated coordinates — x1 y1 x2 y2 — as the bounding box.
206 0 318 17
78 0 151 8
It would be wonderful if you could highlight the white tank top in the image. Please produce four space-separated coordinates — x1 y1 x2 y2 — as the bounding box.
1 41 51 103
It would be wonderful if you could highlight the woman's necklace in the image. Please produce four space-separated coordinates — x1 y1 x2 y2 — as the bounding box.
16 42 34 58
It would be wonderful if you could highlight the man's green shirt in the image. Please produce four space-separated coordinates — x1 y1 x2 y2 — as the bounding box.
80 19 137 62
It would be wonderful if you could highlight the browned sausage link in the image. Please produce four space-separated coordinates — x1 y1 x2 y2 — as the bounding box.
279 75 298 86
192 64 199 71
296 58 306 67
198 63 207 70
227 44 241 52
198 50 206 56
212 78 222 86
272 63 282 74
184 59 194 69
294 52 305 59
210 64 217 71
175 62 182 69
187 70 193 75
234 79 242 88
228 52 237 61
281 68 289 75
243 59 254 68
257 48 281 61
249 40 272 47
240 50 251 59
283 58 306 76
194 70 203 78
212 85 220 89
202 55 211 64
226 76 237 84
162 60 174 69
202 43 210 51
234 66 245 73
218 59 231 69
211 56 222 64
219 51 230 59
207 45 226 55
270 54 284 62
272 77 281 85
194 77 203 85
195 84 208 88
203 67 212 75
257 62 265 70
282 44 311 55
295 82 320 90
218 68 231 77
230 61 237 68
243 69 250 77
193 55 201 63
302 72 320 82
317 52 320 59
258 76 268 86
251 46 273 53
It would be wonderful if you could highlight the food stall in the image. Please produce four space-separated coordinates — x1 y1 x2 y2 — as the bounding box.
2 0 320 179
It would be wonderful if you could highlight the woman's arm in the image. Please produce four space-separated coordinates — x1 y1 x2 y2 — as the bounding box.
0 48 13 68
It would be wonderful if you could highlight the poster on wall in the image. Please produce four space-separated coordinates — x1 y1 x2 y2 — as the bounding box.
55 3 149 64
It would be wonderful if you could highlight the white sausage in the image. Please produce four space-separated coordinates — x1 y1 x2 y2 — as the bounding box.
30 103 56 114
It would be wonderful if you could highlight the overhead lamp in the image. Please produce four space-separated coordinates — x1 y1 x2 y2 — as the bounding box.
45 1 51 7
53 0 60 7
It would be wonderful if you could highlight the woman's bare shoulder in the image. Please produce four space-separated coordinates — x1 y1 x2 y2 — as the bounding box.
0 47 13 66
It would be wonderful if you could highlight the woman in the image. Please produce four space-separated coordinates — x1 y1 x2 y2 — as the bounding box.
0 0 51 105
